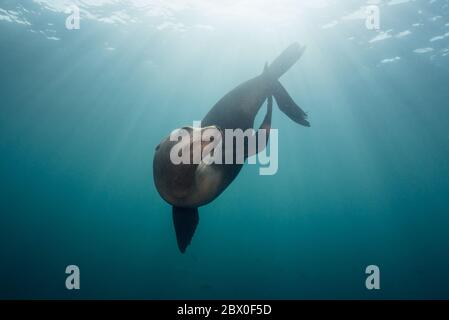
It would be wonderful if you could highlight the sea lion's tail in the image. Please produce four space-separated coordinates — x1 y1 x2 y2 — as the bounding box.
264 43 310 127
266 42 306 80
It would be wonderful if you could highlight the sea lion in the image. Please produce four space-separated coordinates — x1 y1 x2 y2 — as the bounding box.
153 43 309 253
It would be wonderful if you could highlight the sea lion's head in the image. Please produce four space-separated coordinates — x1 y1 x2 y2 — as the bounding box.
153 125 223 208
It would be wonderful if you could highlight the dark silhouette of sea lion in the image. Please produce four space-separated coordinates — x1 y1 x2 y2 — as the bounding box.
153 43 309 253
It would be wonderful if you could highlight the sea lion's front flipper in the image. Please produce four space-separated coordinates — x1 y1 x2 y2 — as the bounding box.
172 206 199 253
272 80 310 127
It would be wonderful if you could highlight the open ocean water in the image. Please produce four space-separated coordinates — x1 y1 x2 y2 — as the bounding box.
1 0 449 299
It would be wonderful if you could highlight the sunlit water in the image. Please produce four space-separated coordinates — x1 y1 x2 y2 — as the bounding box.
1 0 449 299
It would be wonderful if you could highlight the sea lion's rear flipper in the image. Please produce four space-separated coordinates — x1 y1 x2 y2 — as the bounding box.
260 95 273 133
172 206 199 253
266 43 306 79
272 80 310 127
247 96 273 158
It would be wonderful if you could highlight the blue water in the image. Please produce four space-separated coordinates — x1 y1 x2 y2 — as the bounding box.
1 0 449 299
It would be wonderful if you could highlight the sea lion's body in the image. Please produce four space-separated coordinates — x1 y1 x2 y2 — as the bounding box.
200 75 271 197
153 43 310 253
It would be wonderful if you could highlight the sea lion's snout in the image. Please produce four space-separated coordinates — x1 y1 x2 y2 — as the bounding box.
175 125 223 155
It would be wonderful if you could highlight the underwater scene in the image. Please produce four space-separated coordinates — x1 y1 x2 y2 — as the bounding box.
1 0 449 299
